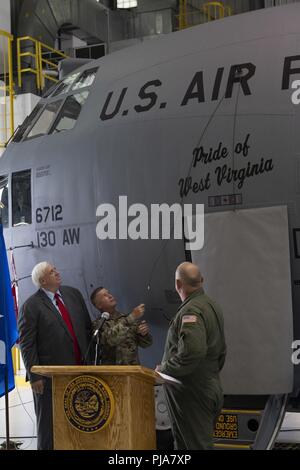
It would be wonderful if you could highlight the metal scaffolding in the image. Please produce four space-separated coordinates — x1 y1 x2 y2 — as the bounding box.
0 30 14 149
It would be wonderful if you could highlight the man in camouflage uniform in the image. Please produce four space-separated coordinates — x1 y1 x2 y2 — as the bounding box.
157 262 226 450
90 287 152 364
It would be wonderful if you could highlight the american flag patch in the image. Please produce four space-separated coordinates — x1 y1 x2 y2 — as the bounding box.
182 315 198 324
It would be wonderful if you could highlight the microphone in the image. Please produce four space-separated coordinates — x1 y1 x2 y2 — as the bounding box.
93 311 110 337
83 312 110 365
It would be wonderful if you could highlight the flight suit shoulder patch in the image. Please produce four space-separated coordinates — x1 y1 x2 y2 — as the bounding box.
182 314 198 324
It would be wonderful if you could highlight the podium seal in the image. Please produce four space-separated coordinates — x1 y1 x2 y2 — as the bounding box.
63 375 115 433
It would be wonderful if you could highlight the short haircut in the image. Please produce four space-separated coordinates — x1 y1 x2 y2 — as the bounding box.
90 286 104 306
176 263 202 288
31 261 49 288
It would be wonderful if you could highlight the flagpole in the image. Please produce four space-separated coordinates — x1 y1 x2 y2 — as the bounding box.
3 244 10 451
5 364 10 450
0 224 18 451
3 260 10 451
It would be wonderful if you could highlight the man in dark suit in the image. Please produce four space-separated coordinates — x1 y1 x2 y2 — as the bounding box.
18 262 92 450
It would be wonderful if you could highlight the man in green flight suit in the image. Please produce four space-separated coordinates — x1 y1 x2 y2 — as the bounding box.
90 287 152 364
157 262 226 450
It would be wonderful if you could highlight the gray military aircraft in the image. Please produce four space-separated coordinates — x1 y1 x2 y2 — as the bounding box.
1 2 300 449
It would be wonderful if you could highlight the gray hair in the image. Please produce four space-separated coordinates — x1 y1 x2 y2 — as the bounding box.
31 262 49 288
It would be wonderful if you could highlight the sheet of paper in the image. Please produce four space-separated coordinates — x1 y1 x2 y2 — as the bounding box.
156 371 182 385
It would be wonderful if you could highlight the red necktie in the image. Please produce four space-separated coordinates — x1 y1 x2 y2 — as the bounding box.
54 292 81 365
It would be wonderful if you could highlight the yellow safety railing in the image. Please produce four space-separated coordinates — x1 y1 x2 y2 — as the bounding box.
17 36 67 91
202 1 232 21
179 0 188 30
0 29 14 148
38 39 67 89
17 36 40 89
177 1 232 30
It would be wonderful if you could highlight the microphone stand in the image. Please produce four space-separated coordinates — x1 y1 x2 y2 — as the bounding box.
94 333 100 365
83 334 96 365
84 312 109 365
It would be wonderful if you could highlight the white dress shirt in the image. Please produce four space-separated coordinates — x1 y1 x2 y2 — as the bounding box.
42 288 65 315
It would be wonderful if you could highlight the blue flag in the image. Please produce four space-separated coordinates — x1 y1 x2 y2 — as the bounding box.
0 224 19 398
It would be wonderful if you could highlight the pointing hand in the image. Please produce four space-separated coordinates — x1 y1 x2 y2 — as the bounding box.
132 304 145 319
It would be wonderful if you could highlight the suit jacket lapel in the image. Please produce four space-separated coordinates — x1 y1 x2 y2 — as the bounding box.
37 289 73 341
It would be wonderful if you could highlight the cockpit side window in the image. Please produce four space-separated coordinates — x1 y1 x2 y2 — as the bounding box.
12 103 44 143
12 67 99 143
72 67 99 90
51 72 80 97
25 100 63 140
0 175 9 228
12 170 32 227
50 91 89 134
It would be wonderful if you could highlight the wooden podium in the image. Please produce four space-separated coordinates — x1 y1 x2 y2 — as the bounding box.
31 365 160 450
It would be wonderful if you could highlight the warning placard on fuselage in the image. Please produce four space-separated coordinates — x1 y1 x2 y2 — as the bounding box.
214 409 262 442
214 413 238 440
